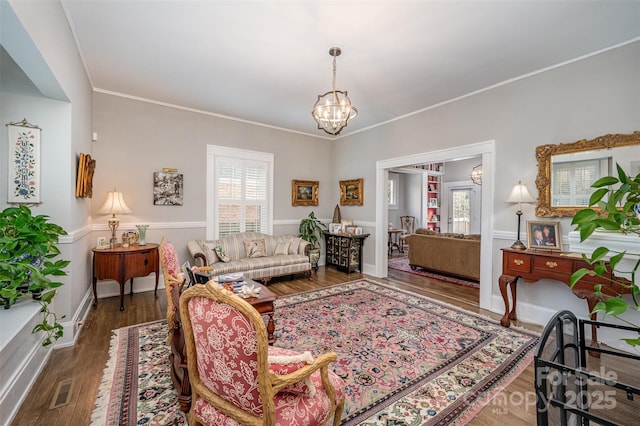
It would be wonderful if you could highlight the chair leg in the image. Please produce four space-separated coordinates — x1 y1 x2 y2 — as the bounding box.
333 398 346 426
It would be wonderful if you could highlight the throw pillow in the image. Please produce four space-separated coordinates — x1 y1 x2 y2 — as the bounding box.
268 348 316 397
274 240 291 256
244 239 267 259
288 237 303 255
213 245 230 262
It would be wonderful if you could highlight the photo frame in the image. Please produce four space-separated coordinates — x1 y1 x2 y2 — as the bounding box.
428 198 439 208
329 223 342 234
153 172 184 205
182 261 195 287
344 225 358 235
292 180 319 206
527 220 562 250
339 178 363 206
7 119 41 204
96 237 109 249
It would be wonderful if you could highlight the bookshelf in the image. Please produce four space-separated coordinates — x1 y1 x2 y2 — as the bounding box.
420 162 444 232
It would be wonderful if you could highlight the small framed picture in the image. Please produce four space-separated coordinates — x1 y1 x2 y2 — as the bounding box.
428 198 439 207
96 237 109 249
292 180 319 206
339 178 363 206
527 221 562 250
340 219 353 231
354 227 363 235
329 223 342 234
345 225 357 235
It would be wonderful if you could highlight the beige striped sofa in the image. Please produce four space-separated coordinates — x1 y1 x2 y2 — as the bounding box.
187 232 311 283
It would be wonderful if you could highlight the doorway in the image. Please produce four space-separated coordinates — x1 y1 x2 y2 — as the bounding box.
442 182 481 234
375 141 495 310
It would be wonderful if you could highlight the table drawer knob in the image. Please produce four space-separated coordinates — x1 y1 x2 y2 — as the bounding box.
546 261 558 268
513 259 524 266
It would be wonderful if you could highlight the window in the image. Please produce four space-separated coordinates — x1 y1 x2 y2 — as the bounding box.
388 173 399 209
552 158 609 206
207 145 273 239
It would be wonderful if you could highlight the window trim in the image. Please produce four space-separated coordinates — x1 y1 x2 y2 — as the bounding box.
206 145 274 240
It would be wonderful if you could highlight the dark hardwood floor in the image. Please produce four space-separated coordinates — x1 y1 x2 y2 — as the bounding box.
11 265 542 425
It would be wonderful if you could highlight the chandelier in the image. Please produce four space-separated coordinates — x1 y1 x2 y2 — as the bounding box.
311 47 357 135
470 164 483 185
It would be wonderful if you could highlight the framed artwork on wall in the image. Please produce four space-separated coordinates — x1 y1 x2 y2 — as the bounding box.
6 119 41 204
292 180 319 206
339 178 363 206
527 220 562 250
75 153 96 198
154 172 184 205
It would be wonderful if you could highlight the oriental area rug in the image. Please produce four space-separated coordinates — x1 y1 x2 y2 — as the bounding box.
387 257 480 289
92 279 538 425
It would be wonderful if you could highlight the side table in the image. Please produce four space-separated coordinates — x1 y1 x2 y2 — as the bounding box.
92 243 159 311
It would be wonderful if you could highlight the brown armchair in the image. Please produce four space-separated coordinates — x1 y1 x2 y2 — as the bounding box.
180 282 346 425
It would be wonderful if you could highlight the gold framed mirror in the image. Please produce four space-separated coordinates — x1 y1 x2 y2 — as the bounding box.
535 131 640 217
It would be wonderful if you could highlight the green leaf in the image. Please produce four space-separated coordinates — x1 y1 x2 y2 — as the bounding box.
579 222 598 241
588 188 609 206
590 247 610 262
599 298 629 317
570 268 592 287
592 219 622 230
609 251 626 271
571 209 597 225
617 163 630 183
621 337 640 347
591 176 619 187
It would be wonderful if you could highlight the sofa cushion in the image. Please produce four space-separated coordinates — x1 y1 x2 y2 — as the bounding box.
244 238 267 258
441 232 464 239
416 228 440 236
288 237 304 254
274 240 291 255
463 234 481 240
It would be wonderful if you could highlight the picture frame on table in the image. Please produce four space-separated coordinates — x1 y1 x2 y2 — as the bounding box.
344 225 358 235
292 180 319 206
527 220 562 250
329 223 342 234
340 219 353 231
339 178 363 206
96 237 109 249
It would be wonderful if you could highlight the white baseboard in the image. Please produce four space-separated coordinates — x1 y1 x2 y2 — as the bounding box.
55 287 95 349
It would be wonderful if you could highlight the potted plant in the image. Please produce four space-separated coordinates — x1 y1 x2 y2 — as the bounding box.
0 205 70 346
570 163 640 347
298 211 327 271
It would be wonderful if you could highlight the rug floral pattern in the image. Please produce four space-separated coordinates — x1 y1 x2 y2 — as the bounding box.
274 280 538 425
92 279 537 426
91 320 187 425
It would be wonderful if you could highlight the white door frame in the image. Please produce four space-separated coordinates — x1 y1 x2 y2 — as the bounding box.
375 141 495 310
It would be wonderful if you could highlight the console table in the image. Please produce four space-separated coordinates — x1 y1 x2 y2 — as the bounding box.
499 248 630 351
323 231 369 274
92 243 159 311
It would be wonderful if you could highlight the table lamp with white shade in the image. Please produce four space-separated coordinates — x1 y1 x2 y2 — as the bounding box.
506 180 535 250
98 188 132 248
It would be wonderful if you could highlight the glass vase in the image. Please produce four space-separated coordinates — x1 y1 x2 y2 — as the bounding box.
136 225 149 246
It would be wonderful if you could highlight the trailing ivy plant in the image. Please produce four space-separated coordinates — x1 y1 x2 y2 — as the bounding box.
570 164 640 347
0 205 70 346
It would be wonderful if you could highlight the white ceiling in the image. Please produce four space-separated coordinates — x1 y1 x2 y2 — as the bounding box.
60 1 640 138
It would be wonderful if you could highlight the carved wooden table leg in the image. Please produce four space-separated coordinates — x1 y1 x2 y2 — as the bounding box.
499 274 518 327
574 289 603 358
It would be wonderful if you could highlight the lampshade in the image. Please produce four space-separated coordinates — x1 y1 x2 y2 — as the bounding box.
506 181 535 205
311 47 357 136
98 189 132 216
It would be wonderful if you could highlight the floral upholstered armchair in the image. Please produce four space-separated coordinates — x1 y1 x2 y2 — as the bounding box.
158 237 211 344
179 283 346 426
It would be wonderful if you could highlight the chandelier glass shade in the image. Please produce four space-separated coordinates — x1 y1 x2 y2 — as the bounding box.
312 47 357 135
470 164 483 185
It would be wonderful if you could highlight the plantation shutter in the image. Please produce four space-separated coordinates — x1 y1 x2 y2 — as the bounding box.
551 159 602 206
212 148 272 239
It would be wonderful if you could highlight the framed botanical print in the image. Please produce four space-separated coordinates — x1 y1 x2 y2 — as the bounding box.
7 119 41 204
292 180 319 206
339 178 363 206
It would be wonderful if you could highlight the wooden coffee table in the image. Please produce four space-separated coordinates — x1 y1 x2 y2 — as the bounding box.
169 279 277 412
